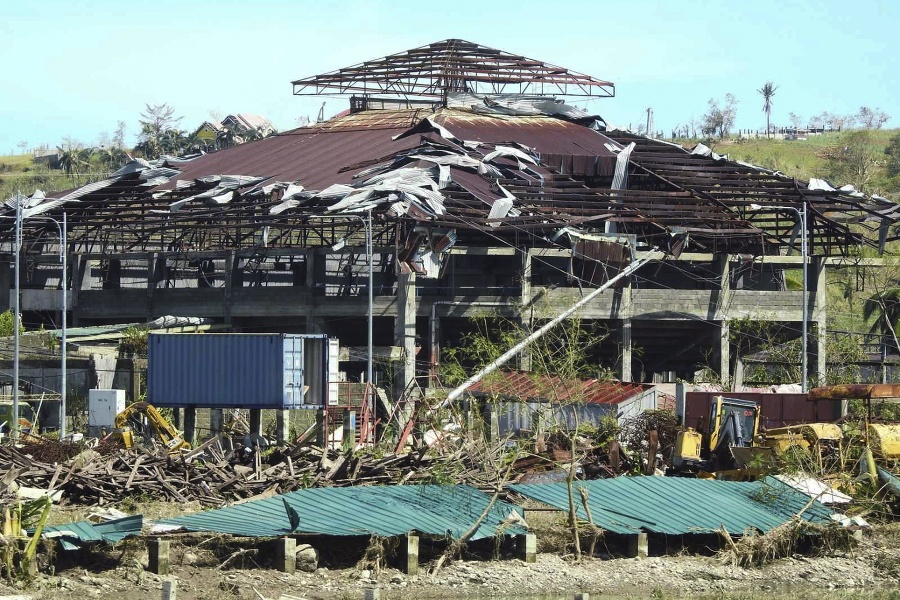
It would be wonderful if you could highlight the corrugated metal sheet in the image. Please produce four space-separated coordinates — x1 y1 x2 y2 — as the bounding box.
147 333 330 409
160 485 525 540
510 476 833 535
434 111 618 177
686 392 841 429
40 515 143 551
155 111 425 192
470 371 653 406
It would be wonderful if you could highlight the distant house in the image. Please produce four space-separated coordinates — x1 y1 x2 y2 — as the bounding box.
191 114 276 149
194 121 222 144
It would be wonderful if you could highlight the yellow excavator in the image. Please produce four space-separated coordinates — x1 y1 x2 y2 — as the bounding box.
670 395 766 477
113 402 190 454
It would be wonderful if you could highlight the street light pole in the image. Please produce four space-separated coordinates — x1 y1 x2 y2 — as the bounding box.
749 202 808 392
5 201 67 437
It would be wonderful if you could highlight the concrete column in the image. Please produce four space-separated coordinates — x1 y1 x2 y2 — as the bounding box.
482 403 499 443
172 408 183 430
402 532 419 575
276 537 297 574
147 538 170 575
0 260 10 313
249 409 263 437
533 403 547 452
342 410 356 447
223 250 236 326
720 320 730 389
71 255 93 326
162 579 178 600
162 579 177 600
315 408 327 447
209 408 224 437
516 533 537 563
812 257 827 387
520 250 533 372
146 253 157 319
183 408 196 447
394 271 417 398
621 318 633 382
275 409 290 445
625 532 648 559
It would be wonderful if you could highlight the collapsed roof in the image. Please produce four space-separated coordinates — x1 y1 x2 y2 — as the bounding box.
3 40 897 262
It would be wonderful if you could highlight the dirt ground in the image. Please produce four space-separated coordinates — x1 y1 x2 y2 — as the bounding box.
2 523 900 600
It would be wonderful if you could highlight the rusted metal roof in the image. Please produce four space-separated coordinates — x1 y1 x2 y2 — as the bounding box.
292 39 615 99
469 371 653 405
434 111 619 177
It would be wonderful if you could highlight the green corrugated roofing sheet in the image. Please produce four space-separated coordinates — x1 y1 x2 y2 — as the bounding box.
40 515 143 550
510 476 834 535
161 485 526 540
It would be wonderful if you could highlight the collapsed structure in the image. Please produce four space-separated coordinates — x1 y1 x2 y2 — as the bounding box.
2 39 898 410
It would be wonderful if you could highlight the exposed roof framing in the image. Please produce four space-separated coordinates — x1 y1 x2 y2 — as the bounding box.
3 109 896 261
292 39 615 101
604 130 900 256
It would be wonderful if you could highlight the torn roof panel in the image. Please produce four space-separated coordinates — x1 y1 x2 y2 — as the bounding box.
469 371 653 405
159 484 525 540
40 515 143 551
510 476 834 535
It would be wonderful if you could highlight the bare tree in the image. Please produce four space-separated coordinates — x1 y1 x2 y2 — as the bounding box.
139 103 182 138
757 82 777 138
112 121 126 149
824 130 879 192
701 94 738 139
788 112 803 130
857 106 890 129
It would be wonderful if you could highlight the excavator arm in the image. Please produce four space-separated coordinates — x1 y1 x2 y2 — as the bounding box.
114 402 190 453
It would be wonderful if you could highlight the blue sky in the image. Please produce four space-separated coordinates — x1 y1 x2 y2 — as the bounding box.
1 0 897 153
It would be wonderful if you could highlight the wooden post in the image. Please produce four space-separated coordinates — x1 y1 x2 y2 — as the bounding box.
276 537 297 574
516 533 537 564
147 538 169 575
403 532 419 575
162 579 177 600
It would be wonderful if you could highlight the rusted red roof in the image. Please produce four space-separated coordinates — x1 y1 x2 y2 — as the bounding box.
434 111 619 177
158 110 428 190
469 371 653 405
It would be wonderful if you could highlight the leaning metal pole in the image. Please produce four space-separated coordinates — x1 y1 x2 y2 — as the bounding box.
801 202 808 393
443 250 662 405
60 212 67 437
12 197 21 440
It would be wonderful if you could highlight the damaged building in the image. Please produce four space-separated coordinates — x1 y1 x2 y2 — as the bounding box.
2 39 898 415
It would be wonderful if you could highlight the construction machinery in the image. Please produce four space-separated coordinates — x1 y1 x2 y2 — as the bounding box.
0 402 36 435
113 402 190 454
670 395 765 477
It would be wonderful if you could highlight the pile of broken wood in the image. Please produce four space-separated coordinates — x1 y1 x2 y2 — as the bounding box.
0 435 495 508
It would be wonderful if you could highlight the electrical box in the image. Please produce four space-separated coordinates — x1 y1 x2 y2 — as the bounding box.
88 389 126 437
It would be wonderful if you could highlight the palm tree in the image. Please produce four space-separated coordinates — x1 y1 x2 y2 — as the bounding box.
863 288 900 352
757 81 778 139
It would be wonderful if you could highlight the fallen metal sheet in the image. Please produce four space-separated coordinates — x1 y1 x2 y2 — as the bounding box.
878 467 900 498
773 474 852 505
158 484 526 540
510 476 834 535
40 515 143 551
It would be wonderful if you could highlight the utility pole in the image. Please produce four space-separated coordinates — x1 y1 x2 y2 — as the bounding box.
645 108 653 138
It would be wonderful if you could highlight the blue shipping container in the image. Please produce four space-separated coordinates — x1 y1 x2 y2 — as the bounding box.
147 333 332 409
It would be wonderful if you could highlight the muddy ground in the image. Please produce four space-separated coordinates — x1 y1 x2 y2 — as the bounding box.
1 522 899 600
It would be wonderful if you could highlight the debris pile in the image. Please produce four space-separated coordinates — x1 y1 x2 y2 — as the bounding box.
0 437 501 507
